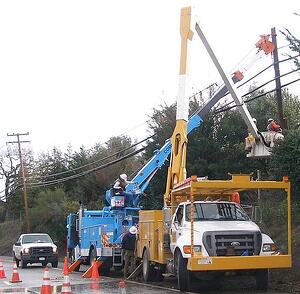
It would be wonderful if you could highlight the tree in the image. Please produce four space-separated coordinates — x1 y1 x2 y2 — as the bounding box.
0 152 20 221
281 26 300 69
29 188 79 244
268 129 300 203
142 86 300 209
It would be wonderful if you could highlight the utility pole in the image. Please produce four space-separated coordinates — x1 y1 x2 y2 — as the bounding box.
271 27 286 129
7 132 31 233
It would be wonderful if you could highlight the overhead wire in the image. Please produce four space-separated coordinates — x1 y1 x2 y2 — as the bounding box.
27 135 153 180
214 77 300 114
215 55 300 112
27 146 147 188
27 72 300 188
3 52 300 193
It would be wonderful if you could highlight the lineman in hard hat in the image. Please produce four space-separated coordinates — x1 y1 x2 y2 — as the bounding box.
267 118 282 133
113 174 132 193
113 174 145 207
121 226 137 278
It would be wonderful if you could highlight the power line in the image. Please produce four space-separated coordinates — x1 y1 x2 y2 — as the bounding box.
7 55 300 191
27 146 147 188
214 77 300 114
237 54 300 89
27 135 153 180
215 66 300 113
8 75 300 192
22 72 300 189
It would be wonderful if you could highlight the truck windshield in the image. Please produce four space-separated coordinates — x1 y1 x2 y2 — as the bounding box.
22 234 52 244
185 203 249 221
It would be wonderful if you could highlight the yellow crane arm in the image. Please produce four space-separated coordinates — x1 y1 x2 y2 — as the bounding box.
164 7 193 207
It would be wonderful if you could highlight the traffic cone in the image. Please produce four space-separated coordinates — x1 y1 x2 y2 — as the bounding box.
40 266 51 294
118 280 126 294
63 257 69 275
10 262 21 283
91 259 100 281
61 273 72 294
0 259 6 278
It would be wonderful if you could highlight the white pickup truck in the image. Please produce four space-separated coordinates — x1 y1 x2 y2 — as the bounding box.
168 200 276 290
171 200 275 258
12 233 58 268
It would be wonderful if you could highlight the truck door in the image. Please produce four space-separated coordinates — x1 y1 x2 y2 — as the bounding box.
170 205 184 252
67 214 79 252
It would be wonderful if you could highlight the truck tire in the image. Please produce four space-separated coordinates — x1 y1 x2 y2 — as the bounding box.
20 255 27 269
255 269 268 291
142 248 155 282
177 252 190 292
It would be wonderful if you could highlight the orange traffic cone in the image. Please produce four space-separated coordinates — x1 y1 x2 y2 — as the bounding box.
40 266 51 294
63 257 69 275
0 259 6 278
118 280 126 294
10 262 21 283
61 272 72 294
91 259 100 281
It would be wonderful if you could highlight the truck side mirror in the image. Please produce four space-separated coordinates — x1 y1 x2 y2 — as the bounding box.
15 242 21 246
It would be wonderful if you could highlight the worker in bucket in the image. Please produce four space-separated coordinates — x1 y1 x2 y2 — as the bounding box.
122 225 137 278
267 118 282 133
113 174 146 207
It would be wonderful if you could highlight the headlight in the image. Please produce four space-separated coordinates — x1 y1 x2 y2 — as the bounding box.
262 243 276 252
183 245 201 254
24 248 30 254
53 247 57 253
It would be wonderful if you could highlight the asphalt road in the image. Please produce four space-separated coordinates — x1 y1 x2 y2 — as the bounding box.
0 257 292 293
0 257 178 293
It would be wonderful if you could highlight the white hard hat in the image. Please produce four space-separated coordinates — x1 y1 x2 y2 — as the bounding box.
252 118 257 123
129 226 137 234
120 174 127 181
268 118 274 123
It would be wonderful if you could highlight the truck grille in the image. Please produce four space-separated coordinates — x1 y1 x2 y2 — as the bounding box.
203 231 261 256
30 247 52 256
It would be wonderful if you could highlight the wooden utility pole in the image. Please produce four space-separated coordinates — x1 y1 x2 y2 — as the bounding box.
7 132 31 233
271 27 286 129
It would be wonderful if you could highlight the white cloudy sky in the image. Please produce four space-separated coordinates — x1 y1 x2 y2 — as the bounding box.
0 0 299 155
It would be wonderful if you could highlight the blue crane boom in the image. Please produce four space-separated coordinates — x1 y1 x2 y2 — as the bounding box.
105 74 241 206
